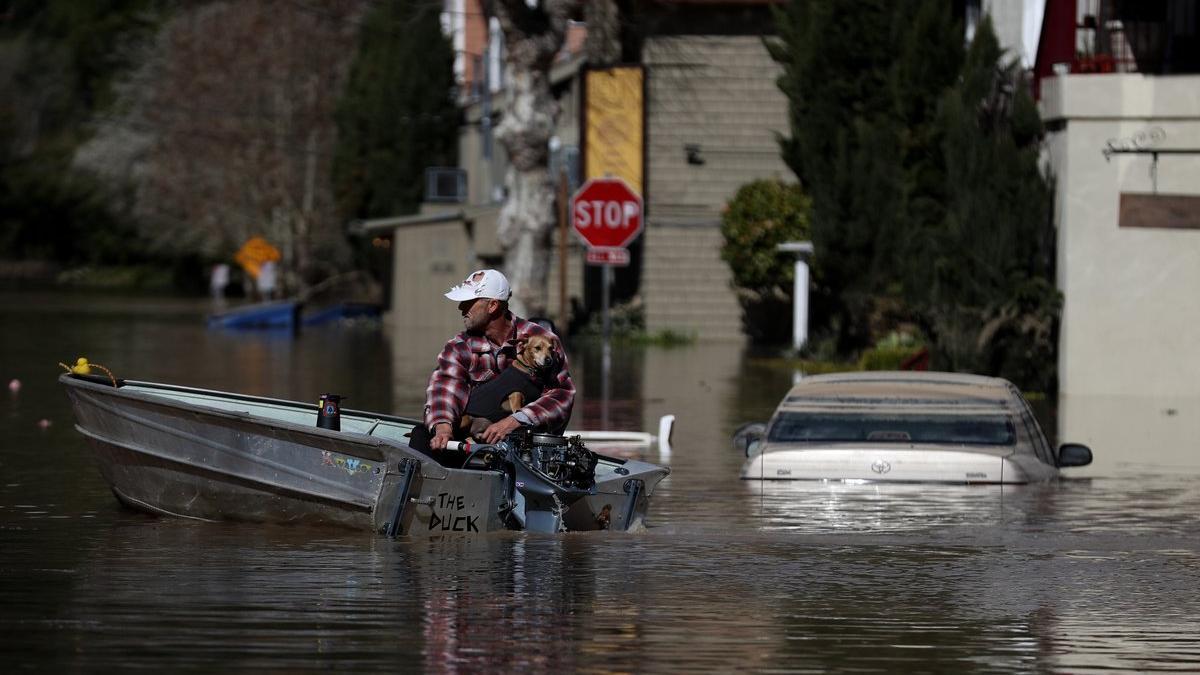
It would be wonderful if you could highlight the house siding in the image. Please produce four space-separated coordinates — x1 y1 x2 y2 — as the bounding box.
642 34 791 339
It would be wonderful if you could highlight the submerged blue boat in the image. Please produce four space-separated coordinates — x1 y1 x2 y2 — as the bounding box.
301 302 381 326
208 301 381 331
207 300 301 331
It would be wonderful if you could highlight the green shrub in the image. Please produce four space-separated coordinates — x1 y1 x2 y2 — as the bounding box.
858 345 924 371
574 298 696 346
631 329 696 347
720 179 812 343
856 330 925 371
574 298 645 337
720 179 812 292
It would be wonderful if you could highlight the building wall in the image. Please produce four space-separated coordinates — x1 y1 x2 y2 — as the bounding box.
644 35 791 224
1041 73 1200 471
641 34 791 339
390 220 473 336
981 0 1044 67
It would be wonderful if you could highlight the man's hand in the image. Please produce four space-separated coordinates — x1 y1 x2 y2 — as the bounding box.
430 423 453 451
480 416 521 444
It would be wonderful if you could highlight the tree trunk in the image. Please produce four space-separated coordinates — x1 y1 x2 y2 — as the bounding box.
584 0 621 65
493 0 577 318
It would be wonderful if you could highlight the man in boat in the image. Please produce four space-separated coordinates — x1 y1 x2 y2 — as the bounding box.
415 269 575 460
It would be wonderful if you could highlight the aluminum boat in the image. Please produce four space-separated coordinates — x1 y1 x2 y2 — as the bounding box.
61 373 669 535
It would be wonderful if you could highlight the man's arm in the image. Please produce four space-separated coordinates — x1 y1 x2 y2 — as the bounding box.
516 336 575 432
424 339 470 449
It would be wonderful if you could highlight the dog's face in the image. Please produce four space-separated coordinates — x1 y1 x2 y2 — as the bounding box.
520 334 556 370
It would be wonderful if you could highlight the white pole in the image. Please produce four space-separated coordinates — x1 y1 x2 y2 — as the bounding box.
793 257 809 351
776 241 814 353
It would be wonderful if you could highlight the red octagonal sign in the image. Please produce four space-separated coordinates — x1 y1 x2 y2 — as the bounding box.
570 177 644 250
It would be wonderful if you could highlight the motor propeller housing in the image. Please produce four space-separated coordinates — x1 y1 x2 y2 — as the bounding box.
450 429 599 533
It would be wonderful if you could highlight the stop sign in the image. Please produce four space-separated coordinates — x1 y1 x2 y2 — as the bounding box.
570 177 644 249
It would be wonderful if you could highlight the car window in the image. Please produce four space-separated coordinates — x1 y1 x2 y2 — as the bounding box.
1014 395 1053 464
1015 411 1040 459
767 412 1015 445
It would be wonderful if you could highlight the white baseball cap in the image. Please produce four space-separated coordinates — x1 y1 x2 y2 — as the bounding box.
444 269 512 302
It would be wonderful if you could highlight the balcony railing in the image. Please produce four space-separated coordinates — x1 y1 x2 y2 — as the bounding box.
1074 0 1199 75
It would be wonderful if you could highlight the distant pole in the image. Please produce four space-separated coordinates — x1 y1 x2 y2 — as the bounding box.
793 258 809 349
601 264 611 430
777 241 814 351
557 170 569 327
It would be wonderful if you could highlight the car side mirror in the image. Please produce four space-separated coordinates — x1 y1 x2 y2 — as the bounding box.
1057 442 1093 468
732 422 767 457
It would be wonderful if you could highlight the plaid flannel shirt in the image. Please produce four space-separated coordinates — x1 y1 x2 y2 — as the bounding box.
424 315 575 433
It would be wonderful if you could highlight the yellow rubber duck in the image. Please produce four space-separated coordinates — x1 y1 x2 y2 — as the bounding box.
71 357 91 375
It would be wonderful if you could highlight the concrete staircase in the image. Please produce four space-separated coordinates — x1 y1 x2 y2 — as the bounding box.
642 225 745 341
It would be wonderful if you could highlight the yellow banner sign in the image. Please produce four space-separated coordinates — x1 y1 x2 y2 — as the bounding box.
585 66 644 194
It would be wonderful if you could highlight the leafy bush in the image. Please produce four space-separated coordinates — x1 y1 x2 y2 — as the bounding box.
857 330 926 371
720 179 812 343
574 297 645 337
573 298 695 346
720 179 812 290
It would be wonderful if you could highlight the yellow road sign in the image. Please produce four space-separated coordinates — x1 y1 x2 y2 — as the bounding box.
234 236 281 279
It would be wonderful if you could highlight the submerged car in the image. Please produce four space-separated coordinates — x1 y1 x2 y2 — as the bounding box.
737 371 1092 484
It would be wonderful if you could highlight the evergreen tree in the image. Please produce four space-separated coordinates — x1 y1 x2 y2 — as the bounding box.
914 17 1059 392
332 0 459 221
771 0 926 350
771 4 1059 390
891 0 964 275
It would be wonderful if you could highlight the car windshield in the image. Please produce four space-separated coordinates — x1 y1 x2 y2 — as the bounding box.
767 412 1015 445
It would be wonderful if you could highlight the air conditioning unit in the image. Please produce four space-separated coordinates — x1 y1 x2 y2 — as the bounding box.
425 167 467 203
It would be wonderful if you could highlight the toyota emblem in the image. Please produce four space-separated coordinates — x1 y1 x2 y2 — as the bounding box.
871 460 891 474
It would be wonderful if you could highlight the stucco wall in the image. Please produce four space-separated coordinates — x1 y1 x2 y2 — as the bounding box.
1041 73 1200 471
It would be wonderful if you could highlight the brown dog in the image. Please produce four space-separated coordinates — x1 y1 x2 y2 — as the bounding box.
459 334 556 440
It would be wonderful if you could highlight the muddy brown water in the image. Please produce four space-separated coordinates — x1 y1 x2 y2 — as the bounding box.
2 291 1198 672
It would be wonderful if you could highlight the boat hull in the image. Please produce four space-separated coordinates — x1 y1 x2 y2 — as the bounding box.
566 457 667 531
61 375 667 534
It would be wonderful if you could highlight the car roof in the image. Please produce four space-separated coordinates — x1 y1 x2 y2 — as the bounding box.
777 371 1019 416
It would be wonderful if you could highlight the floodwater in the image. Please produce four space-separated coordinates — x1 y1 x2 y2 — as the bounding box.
2 291 1199 672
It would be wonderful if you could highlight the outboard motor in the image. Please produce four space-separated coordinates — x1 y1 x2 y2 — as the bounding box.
507 430 597 532
457 429 597 533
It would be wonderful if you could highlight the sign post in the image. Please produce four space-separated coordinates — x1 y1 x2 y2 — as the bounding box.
571 177 644 428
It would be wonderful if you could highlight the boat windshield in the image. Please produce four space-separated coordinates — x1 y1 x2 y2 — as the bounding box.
768 412 1015 445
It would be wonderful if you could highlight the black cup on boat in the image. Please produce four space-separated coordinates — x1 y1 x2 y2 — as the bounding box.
317 393 343 431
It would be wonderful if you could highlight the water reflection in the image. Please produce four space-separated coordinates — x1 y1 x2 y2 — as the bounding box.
3 292 1200 672
750 481 1024 534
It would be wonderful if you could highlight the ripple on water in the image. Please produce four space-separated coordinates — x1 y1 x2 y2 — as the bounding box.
3 294 1200 672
